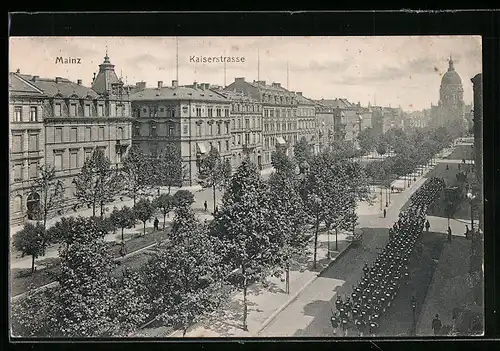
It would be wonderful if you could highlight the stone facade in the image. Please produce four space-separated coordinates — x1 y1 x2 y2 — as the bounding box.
471 73 483 231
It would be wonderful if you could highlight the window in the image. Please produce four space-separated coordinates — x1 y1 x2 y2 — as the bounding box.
270 109 274 118
85 148 93 160
13 163 23 181
85 127 92 141
29 161 38 179
150 123 157 137
99 127 105 140
85 104 91 117
116 105 122 117
276 110 280 118
70 103 77 116
54 103 62 117
237 135 241 145
196 107 202 117
54 153 63 171
245 119 250 129
12 133 23 153
209 123 213 135
55 128 63 143
183 125 188 134
117 127 123 140
13 195 22 212
168 124 175 137
14 106 22 122
70 150 78 169
208 108 213 117
238 119 242 129
216 108 222 117
97 105 104 117
28 134 38 151
29 107 38 122
225 123 229 134
196 123 202 137
225 140 229 151
224 108 229 117
245 133 250 144
70 127 78 142
217 141 221 152
160 107 165 113
217 123 221 135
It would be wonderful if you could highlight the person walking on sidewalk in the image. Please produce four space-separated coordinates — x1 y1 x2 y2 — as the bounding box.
432 314 443 335
425 220 430 233
447 226 452 242
204 201 208 212
153 217 159 231
383 209 387 218
465 225 470 239
330 312 339 336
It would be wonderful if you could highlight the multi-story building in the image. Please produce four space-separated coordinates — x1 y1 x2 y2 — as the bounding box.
216 89 263 169
294 92 319 155
130 81 232 185
224 78 299 167
9 54 133 227
314 101 346 150
9 72 46 226
471 73 483 231
372 106 404 136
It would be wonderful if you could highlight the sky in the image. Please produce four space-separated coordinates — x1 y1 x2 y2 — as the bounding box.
9 36 482 111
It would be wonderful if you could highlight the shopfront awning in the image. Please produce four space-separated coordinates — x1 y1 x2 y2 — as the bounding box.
197 143 207 154
276 136 286 145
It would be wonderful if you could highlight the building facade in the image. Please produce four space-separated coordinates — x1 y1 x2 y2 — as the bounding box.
471 73 483 231
130 81 232 185
224 78 299 167
9 54 133 227
294 92 319 155
216 89 263 169
9 73 46 226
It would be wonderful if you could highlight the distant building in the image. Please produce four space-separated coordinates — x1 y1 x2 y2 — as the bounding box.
9 53 133 227
314 101 339 151
430 57 468 136
224 78 299 167
130 80 231 186
294 92 319 155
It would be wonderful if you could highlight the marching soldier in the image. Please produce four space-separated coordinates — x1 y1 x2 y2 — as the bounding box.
330 312 339 335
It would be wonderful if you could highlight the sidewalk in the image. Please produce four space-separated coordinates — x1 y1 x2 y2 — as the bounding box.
134 231 353 337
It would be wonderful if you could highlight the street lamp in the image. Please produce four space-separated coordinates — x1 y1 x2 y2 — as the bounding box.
411 296 417 336
467 190 476 232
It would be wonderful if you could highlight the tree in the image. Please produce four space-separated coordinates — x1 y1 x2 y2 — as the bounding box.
133 198 154 236
267 171 309 294
375 135 388 159
357 127 375 155
157 143 189 194
271 149 297 177
53 236 117 337
172 190 195 209
144 206 227 336
294 136 313 173
30 165 64 229
12 222 48 273
46 216 106 250
121 145 150 206
153 194 174 231
73 148 118 218
109 206 136 243
198 148 231 213
11 288 58 337
210 159 275 331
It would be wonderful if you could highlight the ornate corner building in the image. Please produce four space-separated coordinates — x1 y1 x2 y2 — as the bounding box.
9 54 133 227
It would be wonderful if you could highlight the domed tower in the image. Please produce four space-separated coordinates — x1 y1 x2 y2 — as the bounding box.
436 55 467 135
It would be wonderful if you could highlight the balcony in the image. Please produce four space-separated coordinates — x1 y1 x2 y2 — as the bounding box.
242 142 259 153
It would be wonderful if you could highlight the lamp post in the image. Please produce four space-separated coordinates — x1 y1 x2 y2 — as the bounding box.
467 190 476 232
411 296 417 336
358 114 363 161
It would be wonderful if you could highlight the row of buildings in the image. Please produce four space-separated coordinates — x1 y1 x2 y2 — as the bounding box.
9 53 409 227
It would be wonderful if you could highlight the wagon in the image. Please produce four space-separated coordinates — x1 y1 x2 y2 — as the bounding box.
351 229 363 246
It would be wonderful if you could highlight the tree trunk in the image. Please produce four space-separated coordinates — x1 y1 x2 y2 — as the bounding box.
313 217 320 269
335 227 339 251
183 327 187 337
92 202 96 218
133 194 136 207
168 185 171 195
143 221 146 236
163 212 167 231
213 184 217 213
31 255 36 273
121 227 125 243
243 277 248 331
286 264 290 294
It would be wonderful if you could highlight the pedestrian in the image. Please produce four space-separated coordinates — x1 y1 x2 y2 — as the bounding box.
330 313 339 335
458 163 461 171
204 200 208 212
153 217 159 231
425 220 430 233
214 206 219 214
432 314 442 335
446 164 449 171
465 225 470 239
383 208 387 218
448 226 452 242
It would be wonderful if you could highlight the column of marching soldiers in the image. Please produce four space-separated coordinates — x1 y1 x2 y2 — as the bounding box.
330 177 446 337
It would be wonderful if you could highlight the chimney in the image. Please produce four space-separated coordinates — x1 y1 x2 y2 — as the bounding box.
55 77 63 83
135 81 146 90
296 92 302 96
32 76 39 82
272 82 281 88
158 81 163 89
172 80 178 88
77 79 82 85
204 83 210 90
193 81 198 89
235 77 245 82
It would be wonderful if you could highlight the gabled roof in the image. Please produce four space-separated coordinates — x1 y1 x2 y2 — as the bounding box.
9 73 45 97
15 74 100 99
130 86 229 102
